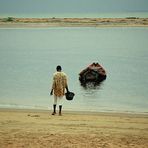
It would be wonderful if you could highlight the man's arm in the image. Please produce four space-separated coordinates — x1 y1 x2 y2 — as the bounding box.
65 75 69 92
63 73 69 93
50 75 55 95
66 86 69 93
50 89 53 95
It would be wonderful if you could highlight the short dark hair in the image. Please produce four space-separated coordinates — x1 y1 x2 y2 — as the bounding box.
56 65 62 71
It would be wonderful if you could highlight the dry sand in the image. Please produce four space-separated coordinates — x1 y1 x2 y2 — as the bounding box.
0 17 148 28
0 109 148 148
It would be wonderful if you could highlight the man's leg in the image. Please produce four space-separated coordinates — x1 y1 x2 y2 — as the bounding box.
52 104 56 115
52 95 57 115
58 96 64 116
59 105 62 116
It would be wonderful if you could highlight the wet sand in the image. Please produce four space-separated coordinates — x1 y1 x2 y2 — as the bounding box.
0 109 148 148
0 17 148 28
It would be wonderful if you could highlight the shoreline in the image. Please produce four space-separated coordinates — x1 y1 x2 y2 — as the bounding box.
0 108 148 147
0 107 148 117
0 17 148 28
0 106 147 116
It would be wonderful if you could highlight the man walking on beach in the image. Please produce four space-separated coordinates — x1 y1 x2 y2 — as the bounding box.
50 65 69 116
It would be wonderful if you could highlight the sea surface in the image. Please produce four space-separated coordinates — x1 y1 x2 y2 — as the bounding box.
0 27 148 114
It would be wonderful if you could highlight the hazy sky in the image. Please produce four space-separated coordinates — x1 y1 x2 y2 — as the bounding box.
0 0 148 15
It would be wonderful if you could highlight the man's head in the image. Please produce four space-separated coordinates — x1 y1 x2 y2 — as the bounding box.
56 65 62 72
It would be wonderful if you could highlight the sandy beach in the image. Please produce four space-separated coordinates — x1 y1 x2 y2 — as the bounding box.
0 109 147 148
0 17 148 28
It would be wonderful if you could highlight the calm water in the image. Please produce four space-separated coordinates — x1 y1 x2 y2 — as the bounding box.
0 27 148 113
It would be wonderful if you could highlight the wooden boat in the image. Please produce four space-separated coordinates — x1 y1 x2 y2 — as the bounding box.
79 63 107 84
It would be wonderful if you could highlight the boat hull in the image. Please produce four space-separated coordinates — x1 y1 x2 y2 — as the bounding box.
79 63 107 84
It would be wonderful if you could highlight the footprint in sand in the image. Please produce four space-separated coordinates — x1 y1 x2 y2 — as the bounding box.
27 114 40 117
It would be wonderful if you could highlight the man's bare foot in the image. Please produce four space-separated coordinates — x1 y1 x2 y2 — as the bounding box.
52 112 56 115
59 113 62 116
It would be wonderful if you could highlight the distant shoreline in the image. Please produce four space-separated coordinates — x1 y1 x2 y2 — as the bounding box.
0 107 147 115
0 108 147 116
0 17 148 27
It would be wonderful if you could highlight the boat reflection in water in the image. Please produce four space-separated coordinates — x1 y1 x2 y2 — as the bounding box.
79 63 107 88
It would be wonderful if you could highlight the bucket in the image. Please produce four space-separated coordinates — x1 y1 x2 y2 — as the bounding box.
65 92 75 100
